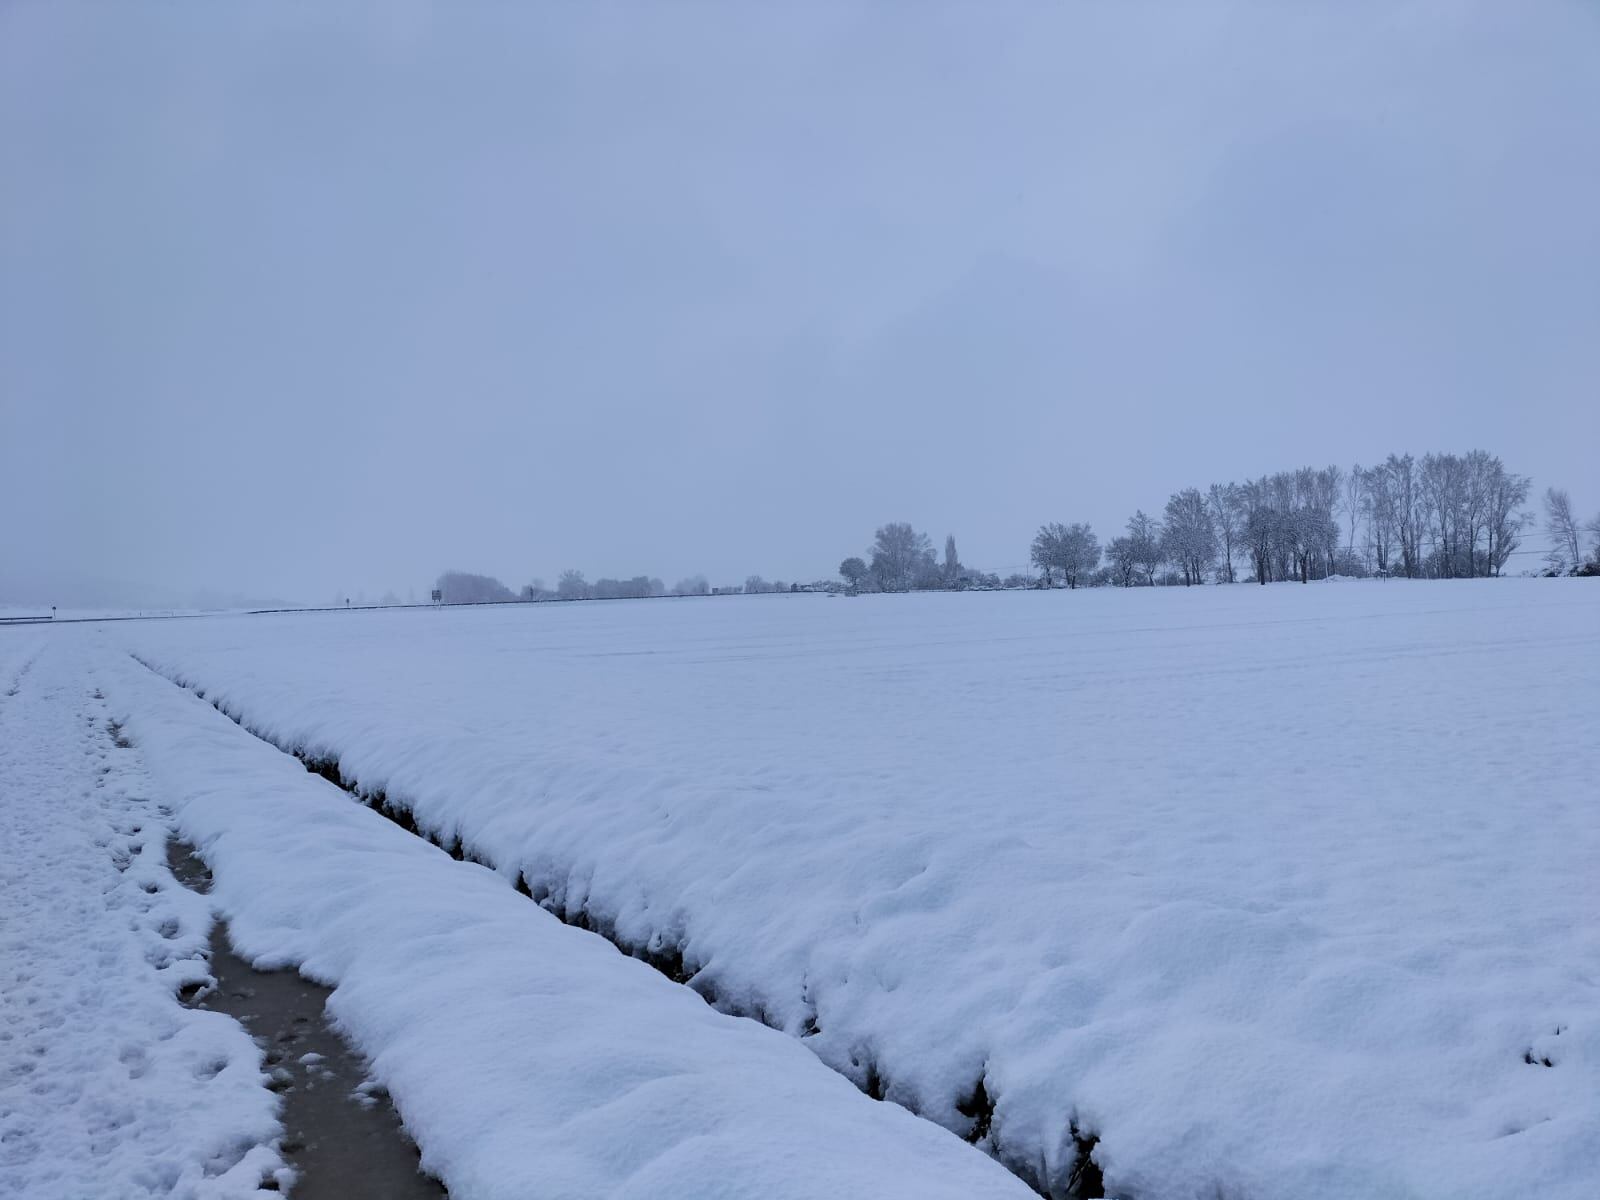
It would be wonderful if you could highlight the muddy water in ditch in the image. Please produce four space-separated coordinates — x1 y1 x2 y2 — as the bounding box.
168 841 445 1200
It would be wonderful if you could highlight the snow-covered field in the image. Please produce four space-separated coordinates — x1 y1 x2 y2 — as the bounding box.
7 580 1597 1199
107 653 1035 1200
0 639 282 1199
95 578 1598 1200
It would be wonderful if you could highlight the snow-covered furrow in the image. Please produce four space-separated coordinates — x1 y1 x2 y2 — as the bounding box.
0 639 283 1200
108 651 1038 1200
141 655 1095 1198
119 583 1600 1200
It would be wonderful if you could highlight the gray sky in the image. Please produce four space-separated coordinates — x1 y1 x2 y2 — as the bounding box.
4 1 1597 606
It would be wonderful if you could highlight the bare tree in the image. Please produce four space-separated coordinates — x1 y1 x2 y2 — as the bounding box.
1479 454 1529 577
1297 465 1343 578
1544 487 1582 571
1374 453 1428 578
1059 523 1101 588
1105 535 1139 587
1033 522 1101 589
1361 463 1396 574
869 522 935 592
1342 466 1367 559
1030 523 1065 587
1421 452 1467 578
1162 488 1217 586
673 575 709 596
1239 479 1276 584
1207 482 1242 583
1126 510 1163 585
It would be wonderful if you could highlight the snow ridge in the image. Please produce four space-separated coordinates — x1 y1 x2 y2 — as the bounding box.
113 651 1040 1200
136 653 1093 1197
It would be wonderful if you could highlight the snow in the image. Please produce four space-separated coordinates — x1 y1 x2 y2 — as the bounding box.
105 648 1036 1200
114 578 1600 1199
0 631 40 698
0 638 282 1199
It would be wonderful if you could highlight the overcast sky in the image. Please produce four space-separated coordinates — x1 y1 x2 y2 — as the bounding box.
3 1 1597 606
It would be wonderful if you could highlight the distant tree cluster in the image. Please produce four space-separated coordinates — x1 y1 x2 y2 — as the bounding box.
743 576 798 594
1015 451 1539 590
838 524 1001 594
436 569 674 605
548 571 668 601
437 568 839 605
435 571 518 605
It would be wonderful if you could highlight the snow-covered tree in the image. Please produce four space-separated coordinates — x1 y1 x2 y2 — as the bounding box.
839 557 869 594
1416 450 1529 578
1480 462 1531 577
1031 522 1100 589
1239 481 1277 584
1162 488 1217 586
870 522 935 592
1126 511 1163 585
1207 482 1243 583
1389 454 1427 579
1058 523 1101 589
1304 465 1343 578
1361 463 1396 574
1030 523 1064 586
1544 487 1582 572
1342 466 1367 559
942 535 962 587
1105 535 1139 587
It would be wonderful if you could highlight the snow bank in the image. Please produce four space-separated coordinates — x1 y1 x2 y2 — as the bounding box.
107 651 1035 1200
0 640 282 1200
121 580 1600 1198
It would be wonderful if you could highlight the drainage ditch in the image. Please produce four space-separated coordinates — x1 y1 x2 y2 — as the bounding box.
167 840 446 1200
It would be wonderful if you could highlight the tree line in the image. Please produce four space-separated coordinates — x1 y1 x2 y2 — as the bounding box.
840 450 1598 593
435 452 1594 607
435 570 689 604
433 570 831 606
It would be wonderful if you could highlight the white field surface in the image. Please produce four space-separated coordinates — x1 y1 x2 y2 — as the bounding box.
105 651 1035 1200
0 638 283 1200
112 579 1600 1200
